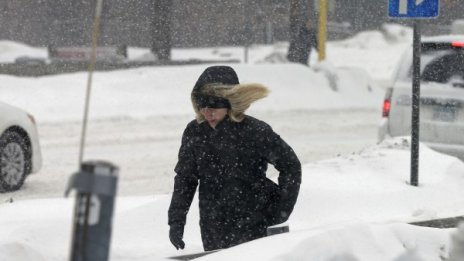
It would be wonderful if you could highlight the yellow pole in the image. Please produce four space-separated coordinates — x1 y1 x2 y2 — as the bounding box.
318 0 328 61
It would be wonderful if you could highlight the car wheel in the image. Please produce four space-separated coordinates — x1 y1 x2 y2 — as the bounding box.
0 131 30 192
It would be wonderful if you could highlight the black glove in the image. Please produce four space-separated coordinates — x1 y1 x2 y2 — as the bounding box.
265 188 290 226
169 224 185 250
265 206 289 226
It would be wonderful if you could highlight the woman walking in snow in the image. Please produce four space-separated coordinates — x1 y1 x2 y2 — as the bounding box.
168 65 302 251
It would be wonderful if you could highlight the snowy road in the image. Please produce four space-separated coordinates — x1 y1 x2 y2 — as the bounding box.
1 108 381 202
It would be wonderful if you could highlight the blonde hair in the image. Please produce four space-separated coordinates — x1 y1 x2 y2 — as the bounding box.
192 83 269 123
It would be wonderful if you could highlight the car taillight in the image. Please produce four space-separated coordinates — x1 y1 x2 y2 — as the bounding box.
382 99 391 117
452 41 464 48
382 88 393 118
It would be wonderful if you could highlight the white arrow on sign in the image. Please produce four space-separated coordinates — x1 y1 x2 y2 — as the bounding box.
399 0 426 14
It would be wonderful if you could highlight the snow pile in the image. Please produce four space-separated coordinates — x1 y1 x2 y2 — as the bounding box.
202 223 448 261
1 137 464 261
0 40 47 63
381 23 414 44
0 63 383 123
333 23 412 49
327 24 411 83
293 137 464 231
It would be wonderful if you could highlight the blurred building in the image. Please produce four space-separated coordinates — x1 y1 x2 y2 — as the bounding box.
0 0 462 48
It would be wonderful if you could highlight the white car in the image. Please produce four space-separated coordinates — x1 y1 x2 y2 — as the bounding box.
0 101 42 191
379 35 464 160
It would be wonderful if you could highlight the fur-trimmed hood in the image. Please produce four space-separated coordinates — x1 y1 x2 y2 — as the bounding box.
191 83 269 123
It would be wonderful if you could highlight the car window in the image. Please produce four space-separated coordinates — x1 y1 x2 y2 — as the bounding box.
422 51 464 83
404 48 464 86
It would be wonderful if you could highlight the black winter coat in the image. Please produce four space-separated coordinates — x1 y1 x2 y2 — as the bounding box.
168 115 301 251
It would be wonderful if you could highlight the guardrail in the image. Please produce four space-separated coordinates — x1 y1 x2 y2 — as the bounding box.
0 59 240 77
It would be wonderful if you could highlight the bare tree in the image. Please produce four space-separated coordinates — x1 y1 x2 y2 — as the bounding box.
287 0 317 66
150 0 173 61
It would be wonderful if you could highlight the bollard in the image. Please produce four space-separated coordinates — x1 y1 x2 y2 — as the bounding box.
65 160 119 261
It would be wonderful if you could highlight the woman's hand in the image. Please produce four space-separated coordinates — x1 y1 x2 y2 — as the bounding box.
169 224 185 250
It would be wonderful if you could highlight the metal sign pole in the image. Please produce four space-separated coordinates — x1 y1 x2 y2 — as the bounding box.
410 21 421 186
389 0 439 186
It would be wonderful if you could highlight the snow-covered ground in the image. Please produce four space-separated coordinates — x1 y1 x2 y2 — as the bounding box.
2 24 464 261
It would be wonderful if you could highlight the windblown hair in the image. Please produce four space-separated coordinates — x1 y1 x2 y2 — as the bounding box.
192 83 269 123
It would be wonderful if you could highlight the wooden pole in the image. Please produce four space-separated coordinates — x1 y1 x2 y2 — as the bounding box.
78 0 104 165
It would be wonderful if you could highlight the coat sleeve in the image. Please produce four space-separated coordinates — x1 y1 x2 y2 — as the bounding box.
168 125 199 227
260 123 302 224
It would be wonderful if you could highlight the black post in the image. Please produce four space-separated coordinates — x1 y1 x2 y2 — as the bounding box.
411 21 421 186
66 160 119 261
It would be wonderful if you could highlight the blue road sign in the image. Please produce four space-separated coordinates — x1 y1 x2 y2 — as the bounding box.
389 0 439 18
